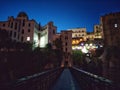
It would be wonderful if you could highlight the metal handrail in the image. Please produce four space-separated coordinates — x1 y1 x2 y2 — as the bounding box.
70 66 119 90
1 67 64 90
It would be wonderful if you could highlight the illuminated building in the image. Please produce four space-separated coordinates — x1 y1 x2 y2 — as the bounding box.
72 37 84 45
86 32 95 41
0 12 57 48
70 26 103 53
94 25 103 39
70 28 87 41
40 22 57 48
0 12 40 47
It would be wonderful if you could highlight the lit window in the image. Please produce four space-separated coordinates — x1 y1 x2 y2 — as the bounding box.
27 36 30 41
114 24 117 28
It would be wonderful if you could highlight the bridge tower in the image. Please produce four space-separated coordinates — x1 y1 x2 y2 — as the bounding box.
60 30 72 67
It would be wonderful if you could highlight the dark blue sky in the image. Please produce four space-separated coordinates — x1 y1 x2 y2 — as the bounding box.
0 0 120 32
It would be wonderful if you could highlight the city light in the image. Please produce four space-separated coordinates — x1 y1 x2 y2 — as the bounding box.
81 46 88 53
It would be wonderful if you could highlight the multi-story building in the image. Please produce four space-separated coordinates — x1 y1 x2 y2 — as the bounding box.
71 28 87 41
101 12 120 82
0 12 40 47
61 30 72 67
94 25 103 39
86 32 95 41
101 12 120 47
71 26 103 53
40 21 57 48
0 12 57 48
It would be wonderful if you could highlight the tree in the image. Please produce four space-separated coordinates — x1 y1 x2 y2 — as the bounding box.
0 30 11 49
72 50 83 66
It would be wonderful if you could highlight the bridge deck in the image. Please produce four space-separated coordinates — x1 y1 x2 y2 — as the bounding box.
51 68 81 90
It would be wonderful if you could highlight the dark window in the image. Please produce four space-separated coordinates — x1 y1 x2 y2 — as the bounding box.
23 20 25 26
23 19 25 22
65 42 67 46
28 23 31 27
14 32 16 38
22 29 24 34
18 34 19 39
8 22 10 27
23 23 25 26
21 36 23 42
11 22 13 28
65 48 67 52
18 23 20 32
53 30 55 34
96 26 98 29
3 24 5 27
15 23 17 29
9 31 12 37
28 29 30 32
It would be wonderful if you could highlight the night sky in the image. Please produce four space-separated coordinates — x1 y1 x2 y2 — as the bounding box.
0 0 120 32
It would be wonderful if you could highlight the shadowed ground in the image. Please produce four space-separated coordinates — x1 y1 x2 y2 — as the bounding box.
51 68 81 90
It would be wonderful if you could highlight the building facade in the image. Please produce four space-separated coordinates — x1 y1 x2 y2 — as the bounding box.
86 32 95 41
94 24 103 39
71 28 87 41
101 12 120 47
40 21 57 48
0 12 57 48
71 27 103 53
101 12 120 82
61 30 72 67
0 12 40 47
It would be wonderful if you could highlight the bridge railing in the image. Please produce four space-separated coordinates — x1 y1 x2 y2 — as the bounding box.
0 67 63 90
70 67 119 90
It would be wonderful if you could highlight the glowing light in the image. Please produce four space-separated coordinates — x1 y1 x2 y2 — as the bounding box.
77 46 82 49
76 40 79 44
80 39 82 41
85 44 88 46
72 46 76 50
27 36 30 41
72 40 76 44
81 43 84 46
81 46 88 53
96 46 98 48
86 46 90 49
89 43 92 46
86 53 89 56
100 45 103 47
114 24 117 28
